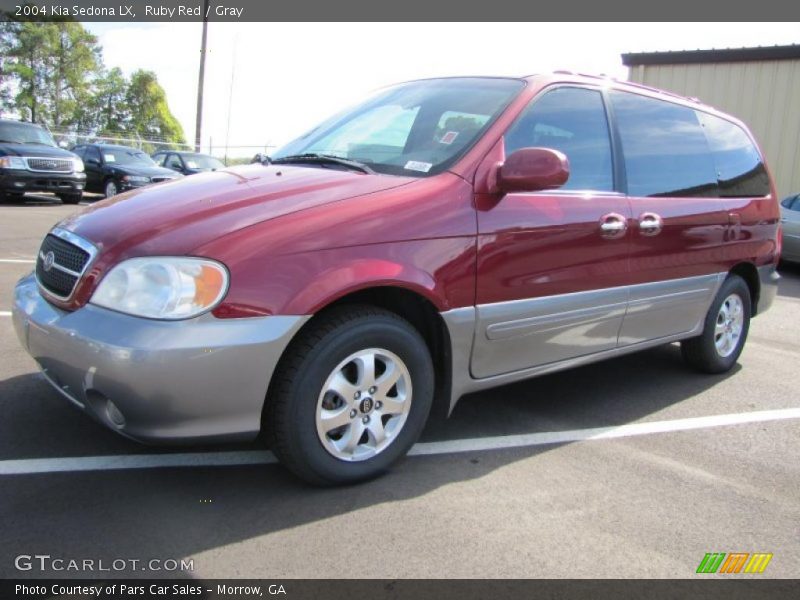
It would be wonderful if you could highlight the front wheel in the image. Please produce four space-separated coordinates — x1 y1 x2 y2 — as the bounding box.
681 274 751 374
266 305 434 485
104 179 118 198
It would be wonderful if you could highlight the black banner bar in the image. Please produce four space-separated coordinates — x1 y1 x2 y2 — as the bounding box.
3 579 800 600
1 0 800 22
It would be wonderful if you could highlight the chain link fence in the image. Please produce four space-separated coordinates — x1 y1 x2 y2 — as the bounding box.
49 129 276 166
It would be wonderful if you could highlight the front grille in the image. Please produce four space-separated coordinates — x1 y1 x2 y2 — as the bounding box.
26 157 73 173
36 234 91 298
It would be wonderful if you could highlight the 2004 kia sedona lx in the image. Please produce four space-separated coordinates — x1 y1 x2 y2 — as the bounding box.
13 74 781 484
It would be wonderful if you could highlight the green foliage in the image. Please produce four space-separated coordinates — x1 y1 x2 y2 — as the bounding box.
126 70 186 144
0 22 184 144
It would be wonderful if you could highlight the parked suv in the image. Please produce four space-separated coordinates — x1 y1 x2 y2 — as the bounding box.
13 74 781 484
72 143 182 198
0 118 85 204
152 150 224 176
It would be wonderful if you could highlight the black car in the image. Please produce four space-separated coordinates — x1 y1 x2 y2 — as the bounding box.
0 119 86 204
72 144 182 198
152 150 225 176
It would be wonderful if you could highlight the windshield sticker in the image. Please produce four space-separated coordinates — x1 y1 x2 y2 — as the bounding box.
404 160 432 173
104 154 116 162
439 131 459 145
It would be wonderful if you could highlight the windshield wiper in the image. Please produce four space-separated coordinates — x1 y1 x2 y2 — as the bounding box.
271 153 374 174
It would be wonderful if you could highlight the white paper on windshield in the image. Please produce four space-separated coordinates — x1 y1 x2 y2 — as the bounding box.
104 154 116 162
404 160 432 173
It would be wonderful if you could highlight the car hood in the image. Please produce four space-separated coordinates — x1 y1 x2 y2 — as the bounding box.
0 143 75 158
107 164 179 178
58 163 417 261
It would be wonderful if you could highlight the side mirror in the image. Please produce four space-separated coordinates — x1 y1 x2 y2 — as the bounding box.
86 158 99 166
497 147 569 193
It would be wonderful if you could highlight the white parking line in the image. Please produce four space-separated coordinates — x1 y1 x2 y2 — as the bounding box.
0 311 11 317
1 407 798 476
0 258 35 264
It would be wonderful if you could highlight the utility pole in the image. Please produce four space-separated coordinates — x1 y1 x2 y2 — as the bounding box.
194 0 210 152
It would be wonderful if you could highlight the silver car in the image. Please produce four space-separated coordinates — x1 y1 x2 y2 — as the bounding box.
781 194 800 263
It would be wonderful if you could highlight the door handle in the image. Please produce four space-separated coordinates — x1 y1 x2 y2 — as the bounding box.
599 213 627 238
638 212 663 236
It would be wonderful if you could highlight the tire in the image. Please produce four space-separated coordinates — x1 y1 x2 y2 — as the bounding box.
104 179 118 198
58 193 82 205
266 305 434 485
681 274 751 374
0 192 23 204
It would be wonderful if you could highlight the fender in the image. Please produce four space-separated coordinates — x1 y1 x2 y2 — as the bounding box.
284 258 446 315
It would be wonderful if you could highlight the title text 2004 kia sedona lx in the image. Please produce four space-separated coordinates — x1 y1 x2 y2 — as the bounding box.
13 74 781 484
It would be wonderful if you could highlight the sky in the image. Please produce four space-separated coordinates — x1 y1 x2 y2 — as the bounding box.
85 22 800 157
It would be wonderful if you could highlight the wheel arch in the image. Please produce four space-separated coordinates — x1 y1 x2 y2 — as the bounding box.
261 285 454 437
729 261 760 315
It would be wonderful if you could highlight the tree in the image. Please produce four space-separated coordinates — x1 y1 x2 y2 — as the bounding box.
0 21 101 129
2 22 50 123
125 70 185 144
48 22 102 129
85 67 129 136
0 22 18 117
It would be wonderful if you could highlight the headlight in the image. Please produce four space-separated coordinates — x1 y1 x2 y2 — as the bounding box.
72 156 84 172
91 257 229 320
0 156 26 169
123 175 150 183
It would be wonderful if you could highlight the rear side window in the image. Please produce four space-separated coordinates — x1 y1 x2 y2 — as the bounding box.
696 112 770 197
505 87 614 192
610 91 718 198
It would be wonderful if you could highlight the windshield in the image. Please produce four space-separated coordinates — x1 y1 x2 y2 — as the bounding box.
102 148 156 166
184 154 224 169
272 78 525 177
0 121 56 146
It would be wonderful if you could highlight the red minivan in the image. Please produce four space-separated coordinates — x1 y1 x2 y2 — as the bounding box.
13 74 781 484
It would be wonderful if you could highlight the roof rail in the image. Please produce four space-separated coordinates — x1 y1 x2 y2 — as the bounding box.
612 78 707 105
539 71 707 106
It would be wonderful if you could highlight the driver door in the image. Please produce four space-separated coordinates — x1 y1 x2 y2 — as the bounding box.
472 86 631 378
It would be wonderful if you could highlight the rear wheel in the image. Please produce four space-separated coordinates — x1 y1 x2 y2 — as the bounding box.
267 305 434 485
681 274 751 374
58 192 82 205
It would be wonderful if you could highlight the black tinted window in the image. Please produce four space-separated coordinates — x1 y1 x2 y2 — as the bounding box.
697 112 770 197
505 87 613 191
610 91 718 198
72 146 86 159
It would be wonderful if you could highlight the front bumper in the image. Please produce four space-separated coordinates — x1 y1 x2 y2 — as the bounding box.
12 274 308 443
0 169 85 195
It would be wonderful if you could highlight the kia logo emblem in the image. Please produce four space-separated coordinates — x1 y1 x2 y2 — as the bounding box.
42 251 55 272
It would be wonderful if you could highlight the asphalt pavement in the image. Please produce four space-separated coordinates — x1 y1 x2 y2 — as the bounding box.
0 193 798 579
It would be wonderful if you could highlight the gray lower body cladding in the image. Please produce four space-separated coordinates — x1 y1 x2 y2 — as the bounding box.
442 268 777 414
